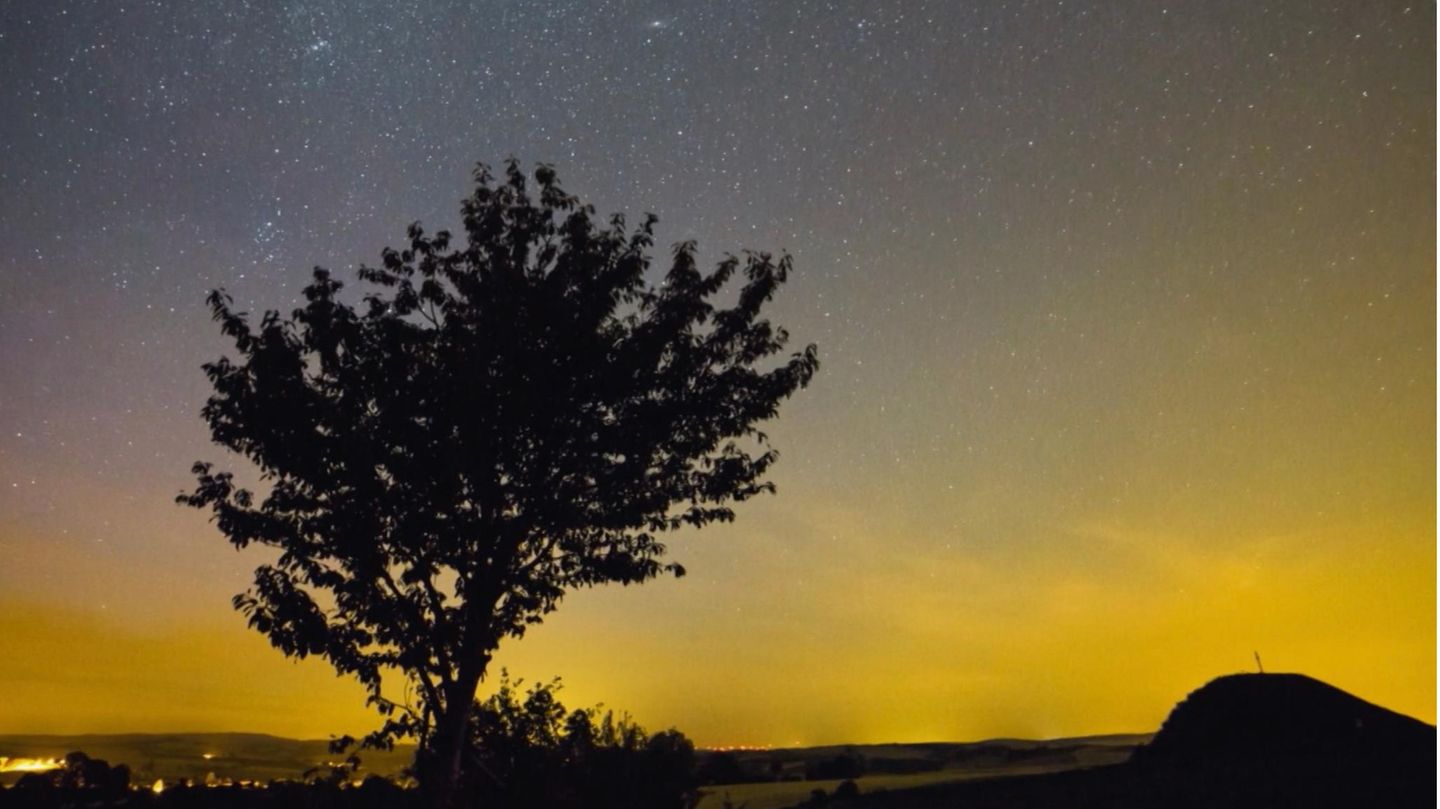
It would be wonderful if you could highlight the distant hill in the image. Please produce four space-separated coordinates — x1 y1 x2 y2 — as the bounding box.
691 736 1153 809
0 733 414 786
846 673 1435 809
709 734 1149 780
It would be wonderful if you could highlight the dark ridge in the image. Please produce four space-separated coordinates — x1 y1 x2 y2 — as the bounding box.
1137 672 1435 761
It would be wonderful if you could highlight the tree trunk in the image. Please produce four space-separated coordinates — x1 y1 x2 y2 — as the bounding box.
425 661 488 809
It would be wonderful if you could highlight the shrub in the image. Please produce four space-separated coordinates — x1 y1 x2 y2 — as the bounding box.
459 673 699 809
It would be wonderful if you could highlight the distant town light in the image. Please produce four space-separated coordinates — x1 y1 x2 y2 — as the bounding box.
0 757 63 773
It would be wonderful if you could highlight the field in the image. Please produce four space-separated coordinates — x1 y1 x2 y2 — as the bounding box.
694 737 1147 809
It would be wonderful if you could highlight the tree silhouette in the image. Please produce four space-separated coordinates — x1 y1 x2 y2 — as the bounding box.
179 160 819 807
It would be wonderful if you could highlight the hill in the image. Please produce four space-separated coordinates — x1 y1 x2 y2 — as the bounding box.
692 735 1148 809
1140 672 1434 759
712 733 1150 775
841 673 1435 809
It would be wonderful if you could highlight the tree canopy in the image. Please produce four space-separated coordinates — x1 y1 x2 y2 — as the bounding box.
179 160 818 803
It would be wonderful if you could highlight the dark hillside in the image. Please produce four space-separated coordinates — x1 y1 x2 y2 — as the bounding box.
845 673 1435 809
1139 673 1434 760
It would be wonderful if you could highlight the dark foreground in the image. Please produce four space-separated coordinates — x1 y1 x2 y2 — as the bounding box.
847 750 1433 809
0 781 414 809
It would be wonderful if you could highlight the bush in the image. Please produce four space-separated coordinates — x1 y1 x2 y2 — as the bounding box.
806 753 864 781
698 751 747 785
457 673 700 809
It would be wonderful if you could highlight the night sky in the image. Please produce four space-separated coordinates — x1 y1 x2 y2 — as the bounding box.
0 1 1433 746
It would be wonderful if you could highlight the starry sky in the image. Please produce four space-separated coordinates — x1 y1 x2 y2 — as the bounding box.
0 0 1433 746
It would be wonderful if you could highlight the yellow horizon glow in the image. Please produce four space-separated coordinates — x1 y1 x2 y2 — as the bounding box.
0 488 1432 747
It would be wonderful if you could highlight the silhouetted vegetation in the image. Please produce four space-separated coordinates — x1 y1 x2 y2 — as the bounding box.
793 779 861 809
456 674 698 809
4 752 131 807
805 752 864 781
696 751 746 785
179 159 818 806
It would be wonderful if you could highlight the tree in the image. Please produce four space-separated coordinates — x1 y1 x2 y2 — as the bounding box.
179 159 819 807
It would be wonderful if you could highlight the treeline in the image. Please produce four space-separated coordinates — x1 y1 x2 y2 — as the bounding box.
695 743 1084 787
697 749 942 786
